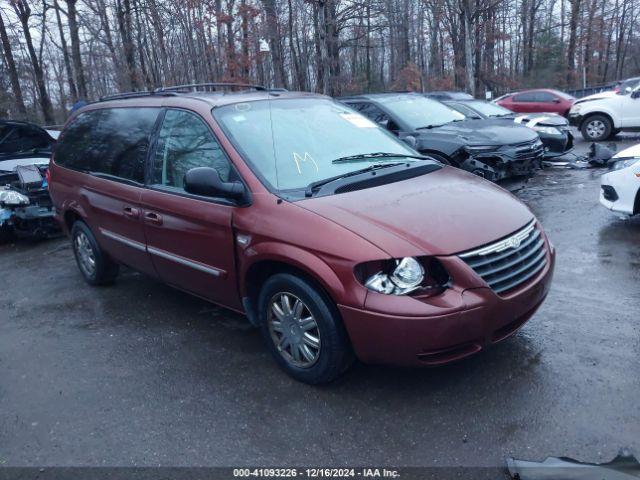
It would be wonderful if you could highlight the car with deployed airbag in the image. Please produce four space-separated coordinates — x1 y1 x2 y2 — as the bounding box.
48 84 555 384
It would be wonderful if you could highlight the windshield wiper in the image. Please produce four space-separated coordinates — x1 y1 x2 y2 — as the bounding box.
415 119 462 130
331 152 427 164
305 162 406 197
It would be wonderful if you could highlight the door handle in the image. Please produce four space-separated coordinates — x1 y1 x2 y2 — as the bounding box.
144 211 163 226
123 206 140 219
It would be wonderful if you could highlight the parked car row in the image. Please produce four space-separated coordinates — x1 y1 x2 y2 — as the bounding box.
490 79 640 142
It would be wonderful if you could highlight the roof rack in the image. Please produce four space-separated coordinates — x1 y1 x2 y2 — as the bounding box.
98 91 178 102
155 83 267 93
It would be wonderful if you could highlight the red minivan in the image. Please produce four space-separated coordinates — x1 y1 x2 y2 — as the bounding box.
49 85 555 384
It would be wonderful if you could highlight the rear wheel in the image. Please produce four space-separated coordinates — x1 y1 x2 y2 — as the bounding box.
581 115 612 141
258 273 353 384
71 221 119 286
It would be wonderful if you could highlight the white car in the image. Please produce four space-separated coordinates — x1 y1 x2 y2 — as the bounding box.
569 85 640 141
600 143 640 216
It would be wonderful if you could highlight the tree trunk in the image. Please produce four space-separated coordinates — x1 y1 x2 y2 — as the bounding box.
0 10 27 117
12 1 55 123
65 0 87 99
53 0 78 103
566 0 581 86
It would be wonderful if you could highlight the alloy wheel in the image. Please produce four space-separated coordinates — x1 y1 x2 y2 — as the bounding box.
74 231 96 277
586 120 606 139
267 292 321 368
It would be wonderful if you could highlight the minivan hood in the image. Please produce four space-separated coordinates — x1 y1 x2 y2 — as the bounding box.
299 167 534 257
413 119 538 153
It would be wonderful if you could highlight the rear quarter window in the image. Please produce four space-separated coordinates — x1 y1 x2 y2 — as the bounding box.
55 107 160 183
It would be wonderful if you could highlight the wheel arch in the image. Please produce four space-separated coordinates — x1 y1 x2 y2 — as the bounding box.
580 110 616 129
634 188 640 216
240 245 350 325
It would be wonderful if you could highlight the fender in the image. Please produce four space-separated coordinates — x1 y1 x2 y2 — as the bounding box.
579 103 621 128
240 241 350 304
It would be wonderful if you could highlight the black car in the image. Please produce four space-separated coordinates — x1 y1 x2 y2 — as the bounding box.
0 120 58 240
443 99 574 159
339 93 544 181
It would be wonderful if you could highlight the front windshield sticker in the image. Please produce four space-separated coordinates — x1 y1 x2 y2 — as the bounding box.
234 103 251 112
292 152 319 174
339 113 377 128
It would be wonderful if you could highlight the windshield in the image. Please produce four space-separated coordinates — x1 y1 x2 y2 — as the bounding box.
212 98 420 192
377 96 465 129
465 101 512 117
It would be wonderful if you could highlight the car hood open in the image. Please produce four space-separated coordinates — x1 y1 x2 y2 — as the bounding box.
298 166 534 257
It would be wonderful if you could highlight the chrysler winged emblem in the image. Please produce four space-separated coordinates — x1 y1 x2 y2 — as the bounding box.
508 237 521 249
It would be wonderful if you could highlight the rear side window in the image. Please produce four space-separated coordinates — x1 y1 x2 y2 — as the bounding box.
535 92 556 102
55 108 159 183
513 92 536 102
54 110 103 171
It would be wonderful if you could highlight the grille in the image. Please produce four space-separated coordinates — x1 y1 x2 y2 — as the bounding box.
510 140 545 161
459 220 547 294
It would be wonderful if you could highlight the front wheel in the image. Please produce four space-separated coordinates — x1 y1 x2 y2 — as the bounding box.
581 115 612 142
258 273 353 384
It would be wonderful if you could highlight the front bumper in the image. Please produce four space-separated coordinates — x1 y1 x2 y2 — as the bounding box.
568 113 583 127
339 243 555 367
599 167 640 215
541 129 574 157
457 141 545 181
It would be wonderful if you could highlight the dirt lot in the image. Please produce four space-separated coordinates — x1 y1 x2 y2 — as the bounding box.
0 131 639 471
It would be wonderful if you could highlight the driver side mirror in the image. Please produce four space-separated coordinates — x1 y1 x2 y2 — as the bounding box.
402 135 417 149
552 98 561 103
184 167 246 200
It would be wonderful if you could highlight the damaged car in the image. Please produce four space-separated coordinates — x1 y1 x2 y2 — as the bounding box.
443 99 574 158
600 143 640 217
340 93 544 181
0 120 58 240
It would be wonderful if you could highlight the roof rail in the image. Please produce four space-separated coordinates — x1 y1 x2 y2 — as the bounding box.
155 83 267 93
98 91 178 102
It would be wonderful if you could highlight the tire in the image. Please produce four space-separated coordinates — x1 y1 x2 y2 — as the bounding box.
258 273 353 384
581 115 612 142
0 225 15 244
609 128 621 139
71 221 119 286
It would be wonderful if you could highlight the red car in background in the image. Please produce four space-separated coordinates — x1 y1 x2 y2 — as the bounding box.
495 89 575 117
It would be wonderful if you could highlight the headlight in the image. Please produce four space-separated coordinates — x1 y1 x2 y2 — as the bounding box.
611 158 640 171
364 257 424 295
533 125 562 136
358 257 451 296
570 104 581 113
0 189 30 206
465 145 497 153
